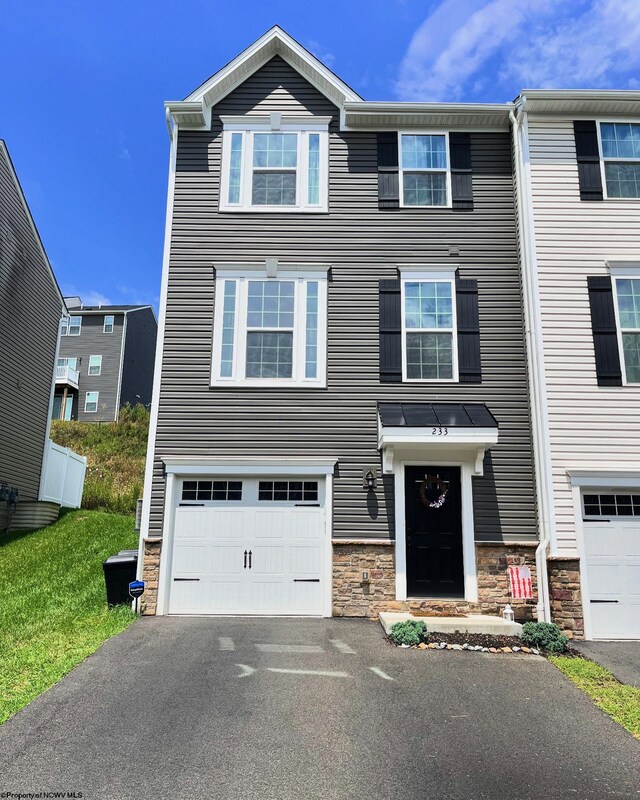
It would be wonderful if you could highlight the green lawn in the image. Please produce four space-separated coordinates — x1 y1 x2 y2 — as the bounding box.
0 510 138 724
550 656 640 739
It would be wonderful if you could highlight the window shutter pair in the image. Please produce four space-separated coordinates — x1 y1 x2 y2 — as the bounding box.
574 121 603 201
379 278 481 383
587 276 622 386
377 132 473 209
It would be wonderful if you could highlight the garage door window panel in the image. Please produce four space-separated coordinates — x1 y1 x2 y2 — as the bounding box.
583 492 640 517
258 481 318 502
182 480 243 502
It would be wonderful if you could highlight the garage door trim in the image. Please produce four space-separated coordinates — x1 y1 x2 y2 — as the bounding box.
156 459 336 616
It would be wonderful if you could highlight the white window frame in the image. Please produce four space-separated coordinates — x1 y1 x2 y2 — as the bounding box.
597 120 640 201
84 391 99 413
400 266 458 383
103 315 114 333
610 266 640 385
219 115 330 213
62 315 82 336
211 267 328 388
88 355 102 376
398 130 452 209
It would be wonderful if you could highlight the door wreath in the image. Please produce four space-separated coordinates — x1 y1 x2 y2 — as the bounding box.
419 475 449 509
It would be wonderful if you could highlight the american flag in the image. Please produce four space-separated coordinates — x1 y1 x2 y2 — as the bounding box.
508 565 533 599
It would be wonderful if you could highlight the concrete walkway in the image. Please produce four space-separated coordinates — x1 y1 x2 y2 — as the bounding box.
1 618 639 800
573 641 640 687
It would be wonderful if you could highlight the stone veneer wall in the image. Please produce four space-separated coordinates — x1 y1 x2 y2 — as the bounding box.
547 557 584 639
141 539 162 615
332 542 538 619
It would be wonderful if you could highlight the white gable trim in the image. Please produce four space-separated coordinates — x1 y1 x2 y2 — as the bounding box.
167 26 361 132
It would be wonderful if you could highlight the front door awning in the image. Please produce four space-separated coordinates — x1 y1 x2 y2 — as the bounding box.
378 402 499 475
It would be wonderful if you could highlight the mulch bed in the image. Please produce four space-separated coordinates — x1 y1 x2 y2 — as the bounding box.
387 630 582 656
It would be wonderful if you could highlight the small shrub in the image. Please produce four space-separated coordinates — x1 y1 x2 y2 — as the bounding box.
521 621 569 653
390 620 428 646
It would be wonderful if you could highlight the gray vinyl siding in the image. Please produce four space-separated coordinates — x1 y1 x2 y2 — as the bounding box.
58 313 125 421
0 143 63 501
149 56 535 543
120 307 157 408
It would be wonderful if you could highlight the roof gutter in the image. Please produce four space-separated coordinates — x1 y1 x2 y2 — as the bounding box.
510 99 553 622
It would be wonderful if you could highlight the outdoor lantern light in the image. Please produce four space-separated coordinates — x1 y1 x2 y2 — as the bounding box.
503 604 515 623
363 468 377 491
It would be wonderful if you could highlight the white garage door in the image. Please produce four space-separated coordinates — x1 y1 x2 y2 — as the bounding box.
168 477 326 615
583 492 640 639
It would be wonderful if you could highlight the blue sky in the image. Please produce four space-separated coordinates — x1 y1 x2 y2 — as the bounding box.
3 0 640 310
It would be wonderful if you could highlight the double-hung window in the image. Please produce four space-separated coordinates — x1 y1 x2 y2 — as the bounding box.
598 122 640 199
103 315 114 333
612 274 640 384
57 357 78 370
399 132 450 207
212 266 327 387
84 391 99 413
220 116 329 212
88 355 102 376
401 270 457 381
61 316 82 336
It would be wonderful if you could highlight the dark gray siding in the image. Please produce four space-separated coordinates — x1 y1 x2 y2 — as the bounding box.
149 56 535 543
120 307 157 408
0 143 63 500
58 313 125 421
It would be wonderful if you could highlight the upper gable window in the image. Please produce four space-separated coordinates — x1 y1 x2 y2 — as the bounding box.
219 116 329 213
399 133 450 208
599 122 640 199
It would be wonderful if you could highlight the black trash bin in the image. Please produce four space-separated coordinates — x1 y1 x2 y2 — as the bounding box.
103 553 138 606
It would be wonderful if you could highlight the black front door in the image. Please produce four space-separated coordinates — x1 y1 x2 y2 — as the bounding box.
405 466 464 598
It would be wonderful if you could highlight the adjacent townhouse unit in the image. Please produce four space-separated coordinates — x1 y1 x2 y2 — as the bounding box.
55 299 157 422
0 141 85 531
513 91 640 640
138 27 541 621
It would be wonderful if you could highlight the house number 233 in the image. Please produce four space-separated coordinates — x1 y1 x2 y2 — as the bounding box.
431 427 448 436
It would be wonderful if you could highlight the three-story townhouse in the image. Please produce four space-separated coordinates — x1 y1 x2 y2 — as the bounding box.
513 91 640 640
138 27 538 620
55 300 157 422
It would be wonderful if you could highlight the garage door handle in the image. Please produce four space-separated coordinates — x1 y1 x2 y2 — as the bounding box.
590 599 618 603
294 579 320 582
173 578 200 582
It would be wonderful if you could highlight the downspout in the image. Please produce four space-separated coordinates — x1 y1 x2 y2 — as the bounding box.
510 103 553 622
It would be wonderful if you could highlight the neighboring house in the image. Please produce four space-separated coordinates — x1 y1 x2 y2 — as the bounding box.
138 28 539 620
513 92 640 640
0 141 85 531
55 299 157 422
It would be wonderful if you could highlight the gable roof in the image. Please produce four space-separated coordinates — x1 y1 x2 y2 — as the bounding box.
165 26 362 130
0 140 65 311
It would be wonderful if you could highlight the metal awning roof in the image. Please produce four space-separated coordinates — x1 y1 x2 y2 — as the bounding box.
378 403 498 429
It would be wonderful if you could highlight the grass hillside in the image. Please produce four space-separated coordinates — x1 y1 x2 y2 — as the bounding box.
50 403 149 514
0 510 138 724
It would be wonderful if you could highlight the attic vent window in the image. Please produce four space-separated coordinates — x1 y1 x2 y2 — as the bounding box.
219 117 329 213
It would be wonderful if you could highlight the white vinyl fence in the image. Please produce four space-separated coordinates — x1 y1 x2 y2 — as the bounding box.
41 440 87 508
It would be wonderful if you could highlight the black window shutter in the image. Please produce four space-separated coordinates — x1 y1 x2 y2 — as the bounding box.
377 132 399 209
587 276 622 386
449 133 473 210
574 121 603 201
455 278 481 382
379 279 402 382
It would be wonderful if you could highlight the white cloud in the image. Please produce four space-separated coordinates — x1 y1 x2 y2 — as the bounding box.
395 0 640 101
306 39 336 69
82 290 112 307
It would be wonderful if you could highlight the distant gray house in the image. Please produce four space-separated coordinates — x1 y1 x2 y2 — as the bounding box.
55 300 157 422
138 28 538 620
0 141 84 531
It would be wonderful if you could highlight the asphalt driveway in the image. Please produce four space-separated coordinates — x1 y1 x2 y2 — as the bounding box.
0 618 638 800
573 640 640 687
